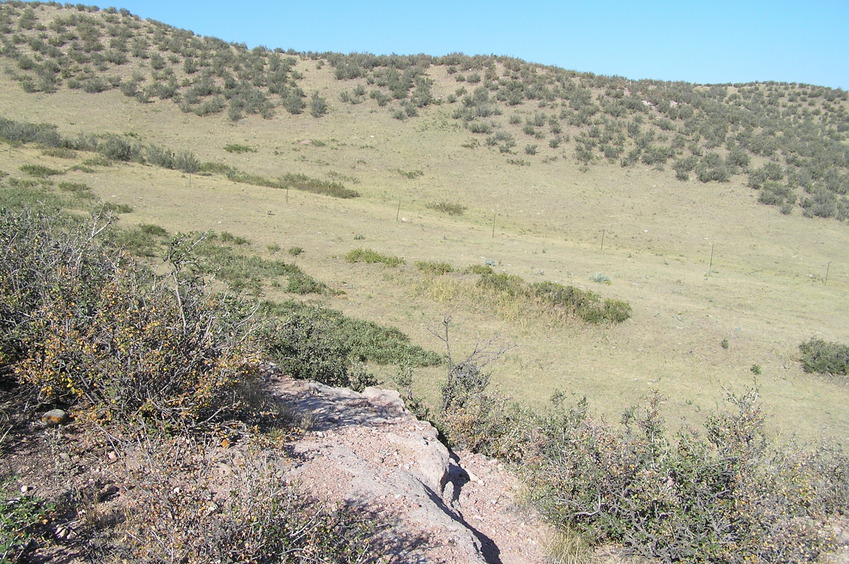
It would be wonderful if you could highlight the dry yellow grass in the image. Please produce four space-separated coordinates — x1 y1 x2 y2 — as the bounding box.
2 68 847 445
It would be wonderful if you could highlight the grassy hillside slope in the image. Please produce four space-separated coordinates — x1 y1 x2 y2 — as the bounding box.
1 2 848 444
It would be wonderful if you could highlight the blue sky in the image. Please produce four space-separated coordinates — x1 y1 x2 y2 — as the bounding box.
112 1 848 89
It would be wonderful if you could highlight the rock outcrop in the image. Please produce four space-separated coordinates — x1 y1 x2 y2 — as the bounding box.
268 375 552 563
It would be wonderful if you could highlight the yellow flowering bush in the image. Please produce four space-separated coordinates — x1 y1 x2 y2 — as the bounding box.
1 208 262 425
15 271 261 424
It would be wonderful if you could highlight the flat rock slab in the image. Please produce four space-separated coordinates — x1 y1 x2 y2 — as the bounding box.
268 375 552 563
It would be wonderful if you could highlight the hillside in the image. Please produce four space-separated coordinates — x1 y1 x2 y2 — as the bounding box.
1 2 849 562
0 1 847 442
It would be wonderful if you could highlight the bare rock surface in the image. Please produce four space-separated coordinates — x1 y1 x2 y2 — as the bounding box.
268 375 553 563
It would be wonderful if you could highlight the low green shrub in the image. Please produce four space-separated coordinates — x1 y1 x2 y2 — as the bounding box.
139 223 168 237
100 202 133 214
473 275 632 324
465 264 494 275
523 390 847 562
345 248 405 267
219 231 249 245
416 261 454 275
261 307 354 388
0 183 71 210
280 173 359 199
19 164 62 177
798 338 849 375
0 478 55 562
396 169 424 179
57 181 91 193
261 301 441 369
181 233 328 296
109 225 164 257
40 147 77 159
590 272 611 284
426 201 467 216
195 165 359 199
223 143 256 153
477 272 525 298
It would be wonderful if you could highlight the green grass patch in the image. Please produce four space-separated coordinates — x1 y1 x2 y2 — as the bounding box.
0 183 71 210
198 163 360 198
345 248 405 267
184 233 329 295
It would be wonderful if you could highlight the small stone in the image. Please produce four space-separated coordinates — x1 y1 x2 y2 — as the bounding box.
41 409 69 426
20 485 31 494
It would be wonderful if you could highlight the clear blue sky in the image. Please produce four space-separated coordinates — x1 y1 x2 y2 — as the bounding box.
112 0 848 90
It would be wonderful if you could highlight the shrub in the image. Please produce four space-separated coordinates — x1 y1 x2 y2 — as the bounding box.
0 478 55 562
15 267 261 426
19 164 63 177
139 223 168 237
174 151 200 174
40 147 77 159
98 135 141 162
530 281 631 324
590 272 611 284
758 182 796 208
309 92 328 117
695 153 730 183
220 231 249 245
525 390 846 562
109 225 164 257
260 301 440 369
223 143 256 153
416 261 454 275
261 308 353 388
145 144 175 168
279 173 359 199
798 338 849 375
100 202 133 214
465 264 494 275
345 248 405 267
1 210 262 426
185 233 327 296
57 181 91 193
396 169 424 179
426 201 466 216
477 272 525 298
